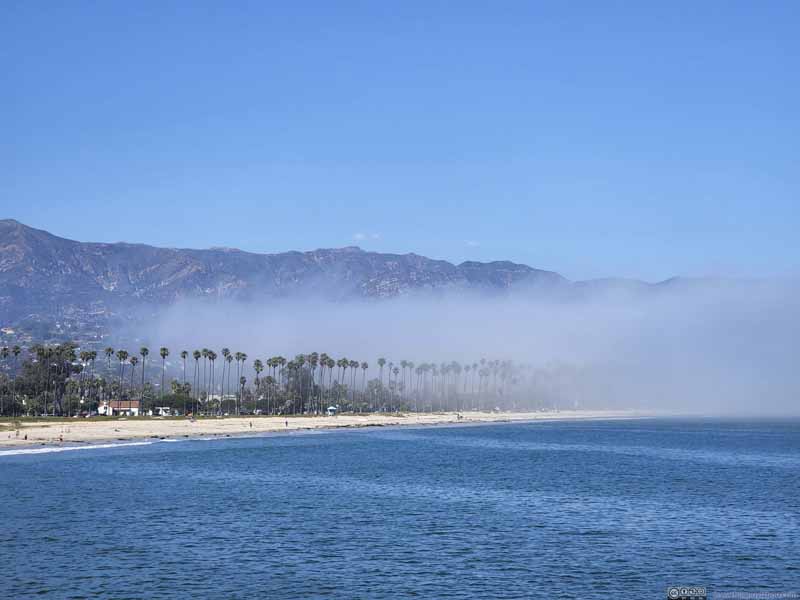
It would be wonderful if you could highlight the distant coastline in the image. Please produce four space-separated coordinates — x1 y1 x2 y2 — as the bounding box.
0 410 651 449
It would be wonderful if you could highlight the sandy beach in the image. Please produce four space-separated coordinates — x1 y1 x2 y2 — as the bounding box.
0 410 649 448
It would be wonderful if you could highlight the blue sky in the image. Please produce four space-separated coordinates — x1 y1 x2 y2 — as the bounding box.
2 1 798 281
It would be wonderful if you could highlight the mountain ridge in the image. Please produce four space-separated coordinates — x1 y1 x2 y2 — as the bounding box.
0 219 572 337
1 218 685 283
0 219 732 344
0 218 553 270
1 219 713 344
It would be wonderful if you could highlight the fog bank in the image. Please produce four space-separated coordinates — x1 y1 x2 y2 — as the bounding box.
141 280 800 415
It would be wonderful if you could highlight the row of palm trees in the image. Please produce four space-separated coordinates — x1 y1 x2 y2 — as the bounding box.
0 345 21 416
1 342 560 417
0 343 83 416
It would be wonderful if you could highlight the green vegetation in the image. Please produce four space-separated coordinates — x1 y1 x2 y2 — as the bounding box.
0 343 580 418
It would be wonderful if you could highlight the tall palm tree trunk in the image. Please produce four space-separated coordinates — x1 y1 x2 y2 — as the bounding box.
161 358 166 406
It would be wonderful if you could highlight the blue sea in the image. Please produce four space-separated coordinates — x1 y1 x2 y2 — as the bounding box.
2 419 799 598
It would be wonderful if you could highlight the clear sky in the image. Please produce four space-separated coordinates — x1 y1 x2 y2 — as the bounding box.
2 1 798 281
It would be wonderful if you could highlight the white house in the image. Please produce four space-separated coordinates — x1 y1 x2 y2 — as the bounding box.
97 399 140 416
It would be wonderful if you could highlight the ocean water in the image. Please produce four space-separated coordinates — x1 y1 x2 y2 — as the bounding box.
2 418 799 598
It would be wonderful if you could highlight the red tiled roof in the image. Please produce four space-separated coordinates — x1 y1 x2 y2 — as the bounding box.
108 400 140 409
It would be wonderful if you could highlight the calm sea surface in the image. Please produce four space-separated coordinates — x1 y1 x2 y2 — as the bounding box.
2 419 799 598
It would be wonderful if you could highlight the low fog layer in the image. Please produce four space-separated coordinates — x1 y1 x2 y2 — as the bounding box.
141 280 800 416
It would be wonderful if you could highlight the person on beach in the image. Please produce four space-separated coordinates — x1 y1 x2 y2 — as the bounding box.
249 421 253 428
285 419 288 428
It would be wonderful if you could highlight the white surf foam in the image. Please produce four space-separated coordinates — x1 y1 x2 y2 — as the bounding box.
0 440 156 457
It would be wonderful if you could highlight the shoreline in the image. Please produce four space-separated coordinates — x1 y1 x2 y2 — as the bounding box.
0 410 652 449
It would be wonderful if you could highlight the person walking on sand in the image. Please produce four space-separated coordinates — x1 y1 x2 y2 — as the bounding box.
249 421 253 429
285 418 288 428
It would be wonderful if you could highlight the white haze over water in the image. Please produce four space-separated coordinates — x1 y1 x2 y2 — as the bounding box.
145 279 800 416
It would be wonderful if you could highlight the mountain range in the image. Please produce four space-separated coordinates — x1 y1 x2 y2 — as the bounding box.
0 219 680 341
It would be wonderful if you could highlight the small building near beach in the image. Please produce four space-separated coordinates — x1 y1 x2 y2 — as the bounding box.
97 399 141 417
326 406 337 416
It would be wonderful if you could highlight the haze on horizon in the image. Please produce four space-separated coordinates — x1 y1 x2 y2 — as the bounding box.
138 277 800 417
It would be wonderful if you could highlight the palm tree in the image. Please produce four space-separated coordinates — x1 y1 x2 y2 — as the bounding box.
326 357 335 410
180 350 188 415
265 357 274 412
253 359 264 414
201 348 210 411
116 349 129 404
387 362 395 410
398 360 407 400
479 367 489 410
139 347 149 407
279 356 287 400
265 356 274 413
377 357 386 407
201 348 209 393
112 349 127 411
89 349 97 367
30 344 45 414
337 358 348 408
295 354 306 413
223 353 232 413
264 375 276 413
11 345 21 416
392 366 400 412
221 348 231 412
317 353 329 413
415 364 424 412
240 353 248 412
73 348 89 411
159 347 170 405
452 361 462 412
407 361 415 411
77 350 89 403
348 360 358 407
103 347 115 401
360 362 368 409
192 350 201 414
76 350 87 411
234 352 244 414
129 356 139 413
307 352 319 414
418 363 428 410
207 350 217 414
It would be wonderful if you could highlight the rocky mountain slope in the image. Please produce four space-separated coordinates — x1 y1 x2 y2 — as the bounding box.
1 219 578 338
